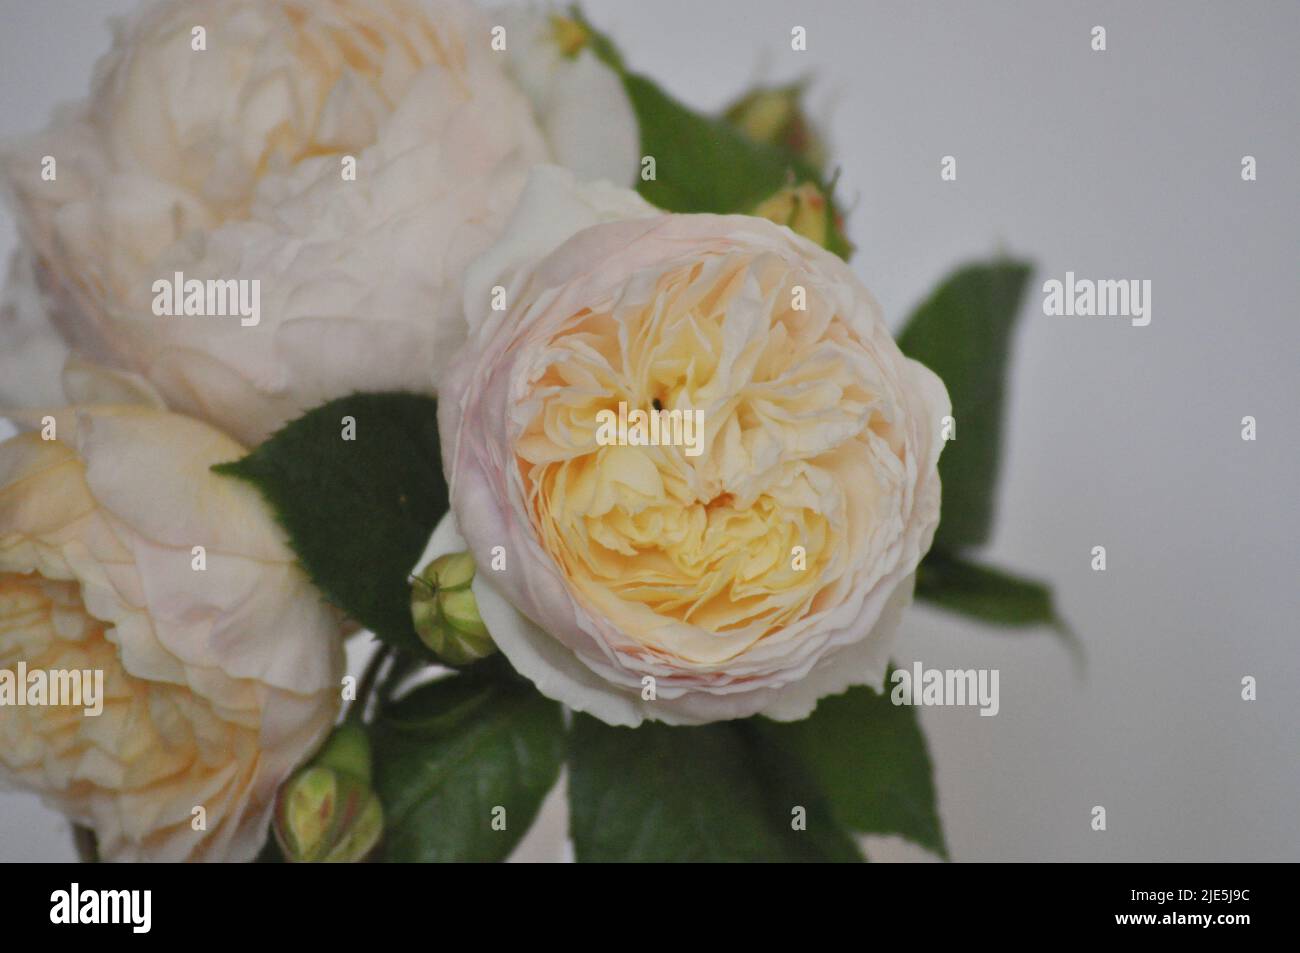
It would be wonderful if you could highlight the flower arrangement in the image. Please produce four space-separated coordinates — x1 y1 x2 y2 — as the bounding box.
0 0 1067 863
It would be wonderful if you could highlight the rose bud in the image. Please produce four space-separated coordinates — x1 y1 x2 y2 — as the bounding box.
751 181 832 248
274 723 382 864
411 552 495 665
724 83 828 170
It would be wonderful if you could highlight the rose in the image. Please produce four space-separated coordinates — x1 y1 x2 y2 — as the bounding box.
0 405 343 861
422 168 950 725
0 0 637 446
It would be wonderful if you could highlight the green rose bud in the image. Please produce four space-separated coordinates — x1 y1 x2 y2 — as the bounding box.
411 551 496 666
273 723 383 863
724 83 827 171
751 181 831 248
421 551 476 592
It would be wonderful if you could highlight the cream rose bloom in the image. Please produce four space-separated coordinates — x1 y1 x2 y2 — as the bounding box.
0 0 637 446
0 406 343 861
422 168 950 726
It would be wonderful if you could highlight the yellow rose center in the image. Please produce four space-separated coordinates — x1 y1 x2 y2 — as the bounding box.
514 251 906 665
0 573 259 849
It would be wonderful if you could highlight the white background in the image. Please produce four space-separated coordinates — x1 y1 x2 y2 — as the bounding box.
1 0 1296 862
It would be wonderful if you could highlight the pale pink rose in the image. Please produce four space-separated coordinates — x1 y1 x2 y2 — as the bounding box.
0 406 343 860
0 0 637 446
420 168 950 725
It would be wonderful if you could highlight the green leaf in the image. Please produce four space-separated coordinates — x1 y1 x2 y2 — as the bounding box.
897 261 1033 549
916 552 1080 658
573 9 852 259
370 674 565 862
756 682 947 858
568 715 863 862
899 265 1078 653
213 392 446 655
